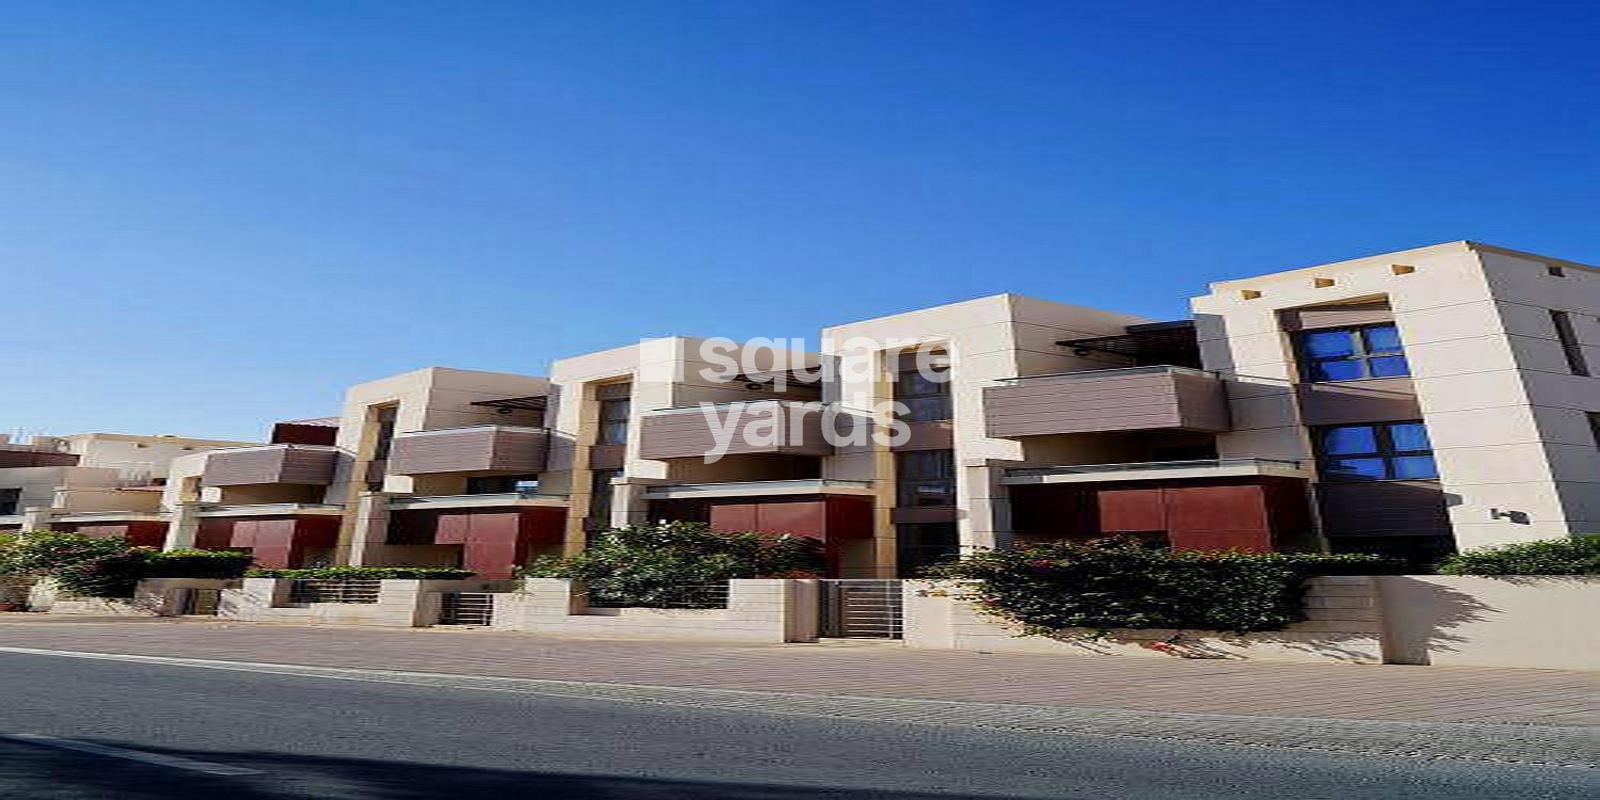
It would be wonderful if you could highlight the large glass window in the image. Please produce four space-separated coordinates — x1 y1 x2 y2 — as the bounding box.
896 522 960 575
466 475 540 495
1298 324 1409 382
1316 421 1437 481
596 383 632 445
895 364 951 422
0 487 19 516
587 468 622 528
896 450 956 507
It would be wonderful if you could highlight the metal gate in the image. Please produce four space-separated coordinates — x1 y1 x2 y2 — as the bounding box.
819 580 903 639
438 592 495 626
179 588 221 616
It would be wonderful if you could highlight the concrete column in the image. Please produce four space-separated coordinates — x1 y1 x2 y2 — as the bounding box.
19 507 61 532
961 462 1012 553
610 478 650 528
163 502 203 550
346 492 393 566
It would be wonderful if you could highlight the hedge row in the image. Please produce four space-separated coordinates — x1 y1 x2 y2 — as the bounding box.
934 538 1403 634
246 566 475 580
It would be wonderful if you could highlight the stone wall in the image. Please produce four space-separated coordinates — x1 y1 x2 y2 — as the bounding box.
903 577 1385 664
491 578 819 643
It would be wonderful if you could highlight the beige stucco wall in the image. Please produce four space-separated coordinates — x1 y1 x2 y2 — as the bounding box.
821 294 1148 557
1376 575 1600 671
1192 241 1600 548
902 578 1384 664
492 577 819 643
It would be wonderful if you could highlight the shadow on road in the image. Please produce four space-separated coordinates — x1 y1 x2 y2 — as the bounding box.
4 738 1018 799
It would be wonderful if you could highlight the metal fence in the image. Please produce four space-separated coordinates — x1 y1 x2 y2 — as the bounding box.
586 583 731 609
438 592 495 625
289 579 382 604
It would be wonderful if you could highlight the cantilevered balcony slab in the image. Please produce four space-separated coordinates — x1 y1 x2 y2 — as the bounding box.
201 445 341 487
387 425 549 475
386 491 568 511
985 366 1231 437
1001 458 1309 485
643 478 874 501
640 401 835 460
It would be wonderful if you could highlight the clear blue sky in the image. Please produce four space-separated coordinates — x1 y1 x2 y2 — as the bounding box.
3 1 1596 441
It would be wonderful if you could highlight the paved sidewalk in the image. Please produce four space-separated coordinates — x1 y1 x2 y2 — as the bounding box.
2 615 1597 726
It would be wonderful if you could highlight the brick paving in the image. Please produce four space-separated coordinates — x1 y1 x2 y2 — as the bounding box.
2 615 1598 726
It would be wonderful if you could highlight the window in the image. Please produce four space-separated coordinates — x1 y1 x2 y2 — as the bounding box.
1551 311 1590 377
1298 324 1409 382
370 405 399 460
0 488 19 516
1588 413 1600 450
895 365 951 422
587 468 622 527
596 383 632 445
896 450 956 507
1316 421 1437 481
896 522 959 575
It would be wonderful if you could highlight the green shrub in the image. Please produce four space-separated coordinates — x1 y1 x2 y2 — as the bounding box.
246 566 475 580
1437 536 1600 576
144 550 254 579
0 531 146 597
524 521 824 608
933 538 1402 635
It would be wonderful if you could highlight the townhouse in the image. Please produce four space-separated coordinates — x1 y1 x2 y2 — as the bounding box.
0 432 257 543
15 240 1593 576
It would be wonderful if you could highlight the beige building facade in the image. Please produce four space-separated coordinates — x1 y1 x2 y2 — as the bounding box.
16 239 1591 577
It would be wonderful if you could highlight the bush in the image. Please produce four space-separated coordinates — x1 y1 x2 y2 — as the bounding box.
524 521 824 608
933 538 1402 635
145 550 254 579
0 534 259 598
1437 536 1600 576
0 531 147 598
246 566 475 580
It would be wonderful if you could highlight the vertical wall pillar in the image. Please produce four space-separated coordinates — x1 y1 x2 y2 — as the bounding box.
610 479 650 529
20 507 61 532
164 502 202 550
961 462 1012 553
347 492 393 566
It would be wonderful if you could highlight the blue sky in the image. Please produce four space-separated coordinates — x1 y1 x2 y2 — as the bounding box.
3 1 1596 441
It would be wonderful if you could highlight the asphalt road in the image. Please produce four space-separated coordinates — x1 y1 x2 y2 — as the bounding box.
0 651 1595 799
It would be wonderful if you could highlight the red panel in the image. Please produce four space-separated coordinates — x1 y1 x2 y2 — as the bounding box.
1165 485 1273 553
434 513 473 545
518 507 568 545
824 496 873 540
1098 489 1165 532
751 501 826 539
124 521 170 548
195 518 236 550
708 504 760 534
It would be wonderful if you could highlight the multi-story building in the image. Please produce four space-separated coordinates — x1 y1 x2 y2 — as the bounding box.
0 432 257 544
28 239 1583 576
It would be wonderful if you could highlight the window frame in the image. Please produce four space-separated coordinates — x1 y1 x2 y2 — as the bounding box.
1296 323 1410 383
894 364 952 423
1314 420 1438 482
896 450 956 507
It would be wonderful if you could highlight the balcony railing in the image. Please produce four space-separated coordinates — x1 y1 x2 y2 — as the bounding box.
985 364 1231 437
387 424 550 475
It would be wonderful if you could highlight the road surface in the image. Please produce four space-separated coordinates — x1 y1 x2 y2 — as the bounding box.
0 651 1594 798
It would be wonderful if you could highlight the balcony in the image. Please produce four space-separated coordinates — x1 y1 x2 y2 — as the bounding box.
195 502 346 518
644 478 874 500
386 490 569 511
985 365 1231 438
639 401 836 461
201 444 341 487
1000 458 1308 485
386 425 549 475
